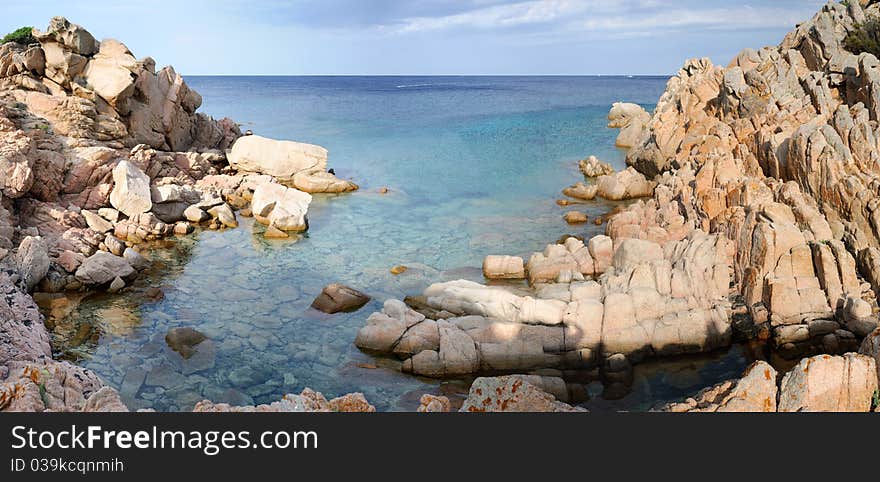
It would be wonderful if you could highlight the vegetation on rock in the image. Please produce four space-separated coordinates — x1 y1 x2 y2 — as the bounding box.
845 18 880 56
1 26 35 45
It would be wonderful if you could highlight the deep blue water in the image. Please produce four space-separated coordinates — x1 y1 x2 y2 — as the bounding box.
54 76 749 413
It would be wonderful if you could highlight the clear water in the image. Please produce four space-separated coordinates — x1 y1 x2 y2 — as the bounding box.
45 76 752 411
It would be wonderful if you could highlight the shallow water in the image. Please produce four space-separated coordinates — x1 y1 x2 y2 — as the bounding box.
45 76 755 411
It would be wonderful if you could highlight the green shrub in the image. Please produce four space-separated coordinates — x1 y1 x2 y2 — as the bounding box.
844 19 880 57
1 26 35 46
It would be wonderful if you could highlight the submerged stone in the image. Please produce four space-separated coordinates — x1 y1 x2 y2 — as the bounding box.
311 284 371 314
164 327 207 359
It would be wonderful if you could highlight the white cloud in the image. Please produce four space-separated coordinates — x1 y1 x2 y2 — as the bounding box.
386 0 820 36
573 6 813 33
389 0 609 33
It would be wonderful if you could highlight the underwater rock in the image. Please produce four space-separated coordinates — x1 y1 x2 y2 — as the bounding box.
164 327 207 359
311 283 371 314
563 211 588 224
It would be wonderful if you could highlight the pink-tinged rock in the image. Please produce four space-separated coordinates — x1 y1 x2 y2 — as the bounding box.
418 394 452 412
778 354 878 412
459 376 584 412
663 361 778 412
482 255 525 280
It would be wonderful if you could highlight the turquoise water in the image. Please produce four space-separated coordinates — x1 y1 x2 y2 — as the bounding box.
48 76 753 411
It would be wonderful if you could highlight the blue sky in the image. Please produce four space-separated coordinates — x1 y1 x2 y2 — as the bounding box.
3 0 828 75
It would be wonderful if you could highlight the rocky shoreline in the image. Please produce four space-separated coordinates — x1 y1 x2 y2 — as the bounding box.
354 1 880 412
0 17 370 412
5 3 880 413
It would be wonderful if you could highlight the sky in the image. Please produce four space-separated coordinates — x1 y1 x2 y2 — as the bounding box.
2 0 829 75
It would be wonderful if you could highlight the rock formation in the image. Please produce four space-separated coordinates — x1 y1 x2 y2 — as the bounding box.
357 232 734 378
607 102 650 149
0 17 360 412
664 353 879 412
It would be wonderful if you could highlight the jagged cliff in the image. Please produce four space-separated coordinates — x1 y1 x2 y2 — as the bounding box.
622 1 880 353
0 17 238 152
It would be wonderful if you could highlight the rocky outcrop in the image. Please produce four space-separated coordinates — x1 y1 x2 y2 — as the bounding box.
667 352 880 413
607 102 650 149
0 270 113 412
578 155 614 177
357 231 734 378
551 2 880 367
3 16 239 151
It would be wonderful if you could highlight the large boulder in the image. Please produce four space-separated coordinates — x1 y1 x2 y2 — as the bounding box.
228 135 327 180
251 181 311 232
82 39 137 109
75 251 135 286
15 236 50 291
595 167 656 200
778 354 878 412
109 160 152 216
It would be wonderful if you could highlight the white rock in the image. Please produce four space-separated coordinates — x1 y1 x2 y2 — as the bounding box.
109 161 152 217
228 135 327 180
251 182 312 232
82 39 137 108
82 210 114 233
150 184 182 204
